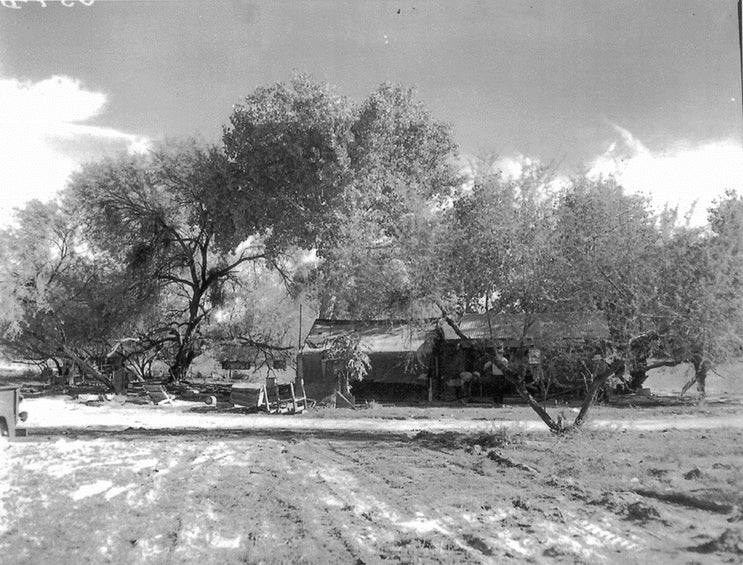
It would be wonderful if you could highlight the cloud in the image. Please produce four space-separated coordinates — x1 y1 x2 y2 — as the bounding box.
0 75 150 225
588 124 743 225
460 129 742 226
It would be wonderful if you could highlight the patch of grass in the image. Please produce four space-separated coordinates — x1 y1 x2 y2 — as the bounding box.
515 428 743 510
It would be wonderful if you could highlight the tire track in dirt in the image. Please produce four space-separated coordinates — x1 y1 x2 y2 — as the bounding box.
299 440 491 563
166 440 292 562
152 438 369 564
3 430 736 563
272 449 374 563
280 439 421 563
322 439 503 556
312 438 655 562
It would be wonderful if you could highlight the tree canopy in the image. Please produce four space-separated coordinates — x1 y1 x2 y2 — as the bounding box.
312 83 461 319
223 74 355 255
0 73 740 416
66 141 278 380
0 200 155 386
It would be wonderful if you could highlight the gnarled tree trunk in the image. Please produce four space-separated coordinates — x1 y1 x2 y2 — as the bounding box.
681 355 710 402
60 346 114 391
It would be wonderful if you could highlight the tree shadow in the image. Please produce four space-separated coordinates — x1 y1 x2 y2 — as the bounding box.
19 426 416 444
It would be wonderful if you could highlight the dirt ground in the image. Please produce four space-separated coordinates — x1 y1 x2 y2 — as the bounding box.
1 397 743 564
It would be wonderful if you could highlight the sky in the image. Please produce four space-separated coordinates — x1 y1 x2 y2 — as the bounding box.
0 0 742 225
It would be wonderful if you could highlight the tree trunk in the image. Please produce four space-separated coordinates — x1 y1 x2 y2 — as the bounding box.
573 359 624 428
627 369 648 391
696 370 707 399
509 375 563 433
682 356 710 402
336 370 347 396
60 346 114 391
439 311 564 432
168 286 208 382
169 345 196 382
627 359 681 392
168 316 201 382
693 357 709 402
626 349 650 390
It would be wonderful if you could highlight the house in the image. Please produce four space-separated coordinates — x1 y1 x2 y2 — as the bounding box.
215 342 295 384
218 357 295 384
297 312 610 403
434 311 611 399
298 319 435 402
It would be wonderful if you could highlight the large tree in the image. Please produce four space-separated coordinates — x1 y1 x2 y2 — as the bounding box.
444 170 629 431
0 200 154 388
222 73 355 257
652 192 743 398
67 142 270 381
328 160 673 430
551 177 666 390
67 76 359 382
312 82 461 319
451 162 565 313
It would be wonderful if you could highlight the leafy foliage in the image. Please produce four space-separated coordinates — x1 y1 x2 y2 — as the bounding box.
223 74 355 255
651 191 743 395
313 83 461 319
67 141 267 380
1 73 740 414
204 259 313 370
324 334 371 395
0 201 155 386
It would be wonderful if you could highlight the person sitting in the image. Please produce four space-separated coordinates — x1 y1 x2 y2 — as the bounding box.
446 374 463 399
460 371 482 398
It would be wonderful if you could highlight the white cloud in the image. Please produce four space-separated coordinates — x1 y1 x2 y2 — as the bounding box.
461 126 743 226
588 124 743 225
0 75 150 225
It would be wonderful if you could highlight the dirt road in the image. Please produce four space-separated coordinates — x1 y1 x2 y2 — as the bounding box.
1 397 742 563
20 396 743 436
5 428 741 564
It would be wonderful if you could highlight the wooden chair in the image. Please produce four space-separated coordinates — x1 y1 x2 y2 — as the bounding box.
292 378 308 413
265 377 281 414
266 377 307 414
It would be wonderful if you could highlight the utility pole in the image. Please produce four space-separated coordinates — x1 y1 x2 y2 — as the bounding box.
739 0 743 135
298 303 303 350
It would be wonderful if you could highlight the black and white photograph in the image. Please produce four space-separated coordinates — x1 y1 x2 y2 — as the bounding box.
1 1 742 563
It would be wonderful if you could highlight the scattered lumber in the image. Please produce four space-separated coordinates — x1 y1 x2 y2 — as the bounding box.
143 383 173 406
230 383 270 412
486 450 539 474
634 488 735 514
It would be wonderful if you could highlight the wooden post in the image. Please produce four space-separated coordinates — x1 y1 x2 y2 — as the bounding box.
298 304 303 350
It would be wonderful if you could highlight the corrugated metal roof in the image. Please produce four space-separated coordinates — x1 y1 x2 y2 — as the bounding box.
304 319 434 353
440 311 610 343
304 312 608 353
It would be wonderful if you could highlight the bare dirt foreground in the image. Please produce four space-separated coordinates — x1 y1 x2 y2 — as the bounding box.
1 398 742 564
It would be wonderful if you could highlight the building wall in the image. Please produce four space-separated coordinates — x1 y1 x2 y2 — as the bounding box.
298 349 429 401
297 352 336 401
